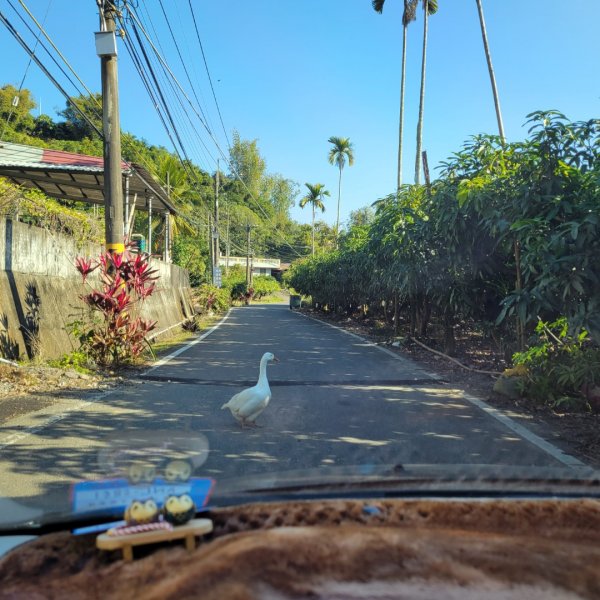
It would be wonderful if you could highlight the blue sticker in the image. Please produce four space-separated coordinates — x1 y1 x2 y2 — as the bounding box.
70 477 215 515
72 520 126 535
363 505 382 516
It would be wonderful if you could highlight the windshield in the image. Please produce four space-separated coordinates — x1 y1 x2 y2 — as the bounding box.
0 0 599 530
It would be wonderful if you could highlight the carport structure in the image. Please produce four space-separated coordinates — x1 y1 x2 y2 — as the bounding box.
0 141 177 260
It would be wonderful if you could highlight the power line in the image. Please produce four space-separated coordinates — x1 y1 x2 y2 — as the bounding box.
119 10 220 225
123 4 303 256
1 0 52 139
0 3 218 239
130 5 216 169
173 3 218 140
134 0 215 171
0 9 103 138
156 0 212 132
5 0 190 199
15 0 94 100
186 0 231 152
4 1 303 259
3 0 104 125
12 0 209 196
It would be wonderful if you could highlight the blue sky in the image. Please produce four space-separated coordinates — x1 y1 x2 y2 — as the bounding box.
1 0 599 227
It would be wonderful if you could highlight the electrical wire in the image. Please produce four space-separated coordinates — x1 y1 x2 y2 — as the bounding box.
3 1 304 259
10 0 204 201
1 2 218 240
0 9 103 138
156 0 211 132
3 0 104 126
16 0 95 100
186 0 231 152
134 1 215 171
123 1 303 257
1 0 52 139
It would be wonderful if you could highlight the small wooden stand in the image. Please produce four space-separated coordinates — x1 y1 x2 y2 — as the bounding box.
96 518 213 562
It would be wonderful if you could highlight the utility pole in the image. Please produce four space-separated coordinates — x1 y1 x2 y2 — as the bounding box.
96 1 124 254
225 204 230 275
245 223 251 286
208 214 213 284
164 171 171 262
422 150 431 189
213 160 220 278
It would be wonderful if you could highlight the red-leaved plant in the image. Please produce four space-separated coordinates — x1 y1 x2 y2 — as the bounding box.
74 244 158 367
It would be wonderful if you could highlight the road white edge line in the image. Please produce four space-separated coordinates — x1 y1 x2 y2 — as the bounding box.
0 311 233 450
143 308 232 375
291 309 440 380
459 392 585 467
293 310 585 468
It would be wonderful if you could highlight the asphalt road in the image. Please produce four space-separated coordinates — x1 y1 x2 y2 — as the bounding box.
0 302 581 523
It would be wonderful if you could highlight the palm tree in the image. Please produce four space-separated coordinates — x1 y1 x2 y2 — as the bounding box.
475 0 505 142
474 1 513 344
327 136 355 242
372 0 418 191
300 183 329 256
414 0 438 184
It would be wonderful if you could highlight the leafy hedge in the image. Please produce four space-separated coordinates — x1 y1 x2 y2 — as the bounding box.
194 268 281 313
252 275 281 299
286 112 600 405
195 284 231 313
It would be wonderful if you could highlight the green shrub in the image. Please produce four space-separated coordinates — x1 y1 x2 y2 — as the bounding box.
195 284 230 313
48 350 92 374
222 265 246 293
231 281 252 303
252 275 280 299
512 318 599 409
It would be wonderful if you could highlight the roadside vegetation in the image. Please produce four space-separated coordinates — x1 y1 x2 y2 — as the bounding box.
194 266 282 315
3 84 598 414
286 112 600 412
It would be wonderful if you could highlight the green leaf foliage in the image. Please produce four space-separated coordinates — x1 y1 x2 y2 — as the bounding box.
288 111 600 368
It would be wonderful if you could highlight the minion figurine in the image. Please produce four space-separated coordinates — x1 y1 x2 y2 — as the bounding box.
124 499 160 526
162 494 196 525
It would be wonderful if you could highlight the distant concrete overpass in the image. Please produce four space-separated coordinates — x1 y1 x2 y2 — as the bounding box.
219 256 289 278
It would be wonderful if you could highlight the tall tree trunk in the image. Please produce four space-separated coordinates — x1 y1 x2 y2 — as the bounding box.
514 238 525 350
475 0 505 141
419 297 431 337
335 166 342 246
311 203 315 256
443 308 456 356
409 302 417 337
414 0 429 185
397 23 408 191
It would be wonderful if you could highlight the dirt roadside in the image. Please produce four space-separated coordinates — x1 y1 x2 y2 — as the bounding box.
0 362 119 424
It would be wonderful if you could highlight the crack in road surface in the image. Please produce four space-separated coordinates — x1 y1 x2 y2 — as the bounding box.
135 375 443 387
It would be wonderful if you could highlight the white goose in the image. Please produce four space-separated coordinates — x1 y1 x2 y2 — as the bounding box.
221 352 279 427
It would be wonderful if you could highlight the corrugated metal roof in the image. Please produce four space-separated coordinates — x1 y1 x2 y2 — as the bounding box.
0 141 177 214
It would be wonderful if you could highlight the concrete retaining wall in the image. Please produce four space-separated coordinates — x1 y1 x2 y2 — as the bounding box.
0 218 193 361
